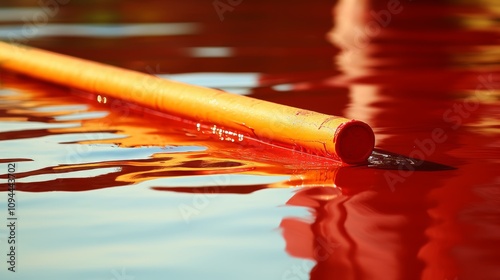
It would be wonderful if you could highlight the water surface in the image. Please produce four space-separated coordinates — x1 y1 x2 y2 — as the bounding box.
0 1 499 280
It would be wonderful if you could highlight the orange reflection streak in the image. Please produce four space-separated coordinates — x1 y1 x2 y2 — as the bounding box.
0 73 346 192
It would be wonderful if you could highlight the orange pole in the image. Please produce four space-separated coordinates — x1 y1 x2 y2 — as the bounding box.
0 42 374 164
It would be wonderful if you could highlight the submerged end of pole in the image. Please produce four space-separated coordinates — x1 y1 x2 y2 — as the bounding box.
334 120 375 165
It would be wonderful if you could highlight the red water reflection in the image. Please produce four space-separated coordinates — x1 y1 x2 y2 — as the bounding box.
279 1 500 280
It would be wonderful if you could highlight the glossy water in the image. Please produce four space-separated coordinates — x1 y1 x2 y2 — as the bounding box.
0 1 499 279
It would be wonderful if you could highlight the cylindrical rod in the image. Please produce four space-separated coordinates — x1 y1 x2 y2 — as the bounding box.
0 42 375 164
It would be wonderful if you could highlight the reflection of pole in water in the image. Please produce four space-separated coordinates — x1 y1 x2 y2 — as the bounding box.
280 166 413 280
